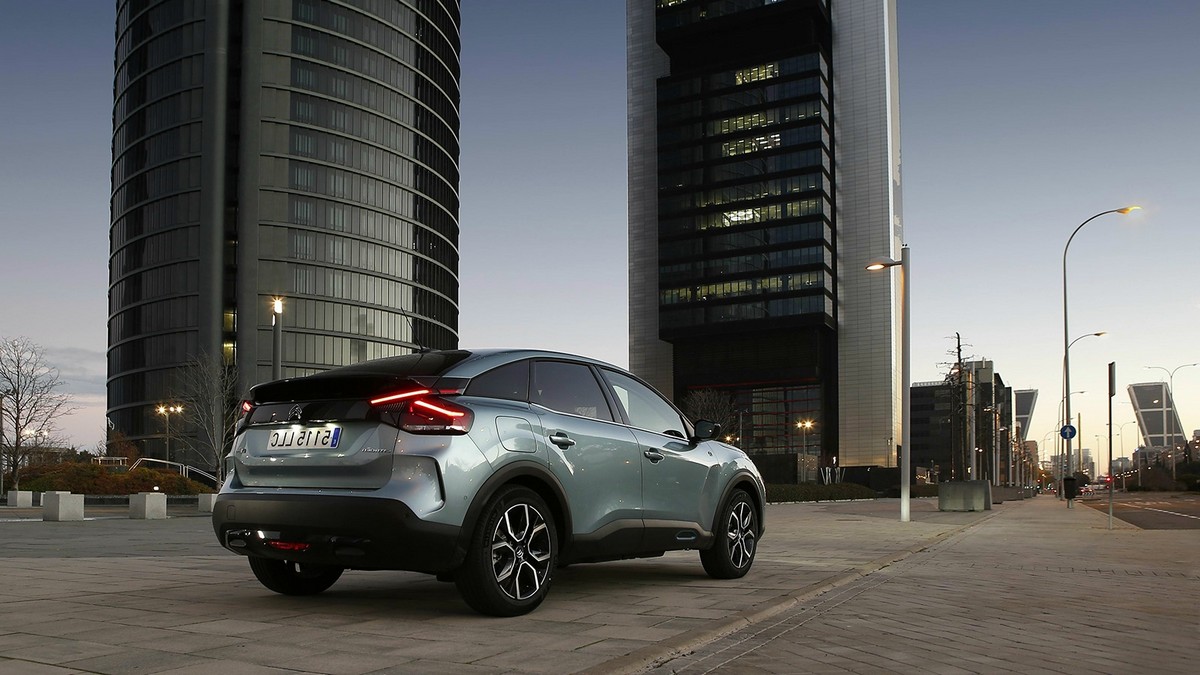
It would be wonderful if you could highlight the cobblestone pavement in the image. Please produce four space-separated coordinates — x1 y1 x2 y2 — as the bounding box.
11 496 1189 673
0 498 980 673
650 495 1199 675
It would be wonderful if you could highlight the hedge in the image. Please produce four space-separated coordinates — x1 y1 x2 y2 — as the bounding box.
18 462 212 495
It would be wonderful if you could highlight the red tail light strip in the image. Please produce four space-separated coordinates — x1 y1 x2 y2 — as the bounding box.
411 399 467 418
369 389 432 406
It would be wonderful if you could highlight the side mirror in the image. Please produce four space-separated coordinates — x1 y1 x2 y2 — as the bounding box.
692 419 721 442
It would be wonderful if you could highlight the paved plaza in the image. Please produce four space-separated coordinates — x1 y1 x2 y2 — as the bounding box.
0 495 1195 674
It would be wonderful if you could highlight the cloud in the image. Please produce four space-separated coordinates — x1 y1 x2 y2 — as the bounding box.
44 345 106 396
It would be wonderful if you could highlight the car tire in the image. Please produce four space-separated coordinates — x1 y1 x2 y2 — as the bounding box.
700 488 758 579
247 556 344 595
456 485 557 616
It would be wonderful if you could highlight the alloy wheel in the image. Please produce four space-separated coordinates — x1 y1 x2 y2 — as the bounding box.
489 502 552 600
725 500 756 568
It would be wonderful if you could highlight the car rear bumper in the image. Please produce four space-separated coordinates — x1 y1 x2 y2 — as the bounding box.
212 492 460 574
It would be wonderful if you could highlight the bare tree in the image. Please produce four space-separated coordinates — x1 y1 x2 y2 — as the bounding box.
681 388 738 437
0 337 76 490
105 429 140 462
174 351 242 476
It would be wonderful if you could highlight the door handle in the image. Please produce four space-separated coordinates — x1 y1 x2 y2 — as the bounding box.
548 432 575 449
644 449 664 463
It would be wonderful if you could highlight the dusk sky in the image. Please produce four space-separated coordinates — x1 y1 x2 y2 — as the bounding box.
1 1 1197 466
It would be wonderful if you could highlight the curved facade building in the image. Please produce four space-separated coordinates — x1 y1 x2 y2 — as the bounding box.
110 0 461 458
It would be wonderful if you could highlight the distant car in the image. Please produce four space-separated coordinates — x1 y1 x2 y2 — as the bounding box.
212 349 766 616
1080 484 1095 496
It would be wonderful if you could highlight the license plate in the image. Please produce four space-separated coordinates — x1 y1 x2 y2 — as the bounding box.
267 426 342 450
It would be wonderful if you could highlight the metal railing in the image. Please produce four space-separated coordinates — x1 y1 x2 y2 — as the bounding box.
128 457 218 487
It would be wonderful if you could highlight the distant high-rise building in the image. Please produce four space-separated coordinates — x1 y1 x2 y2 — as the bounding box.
627 0 902 476
1128 382 1186 449
109 0 461 457
1014 389 1038 443
910 380 956 482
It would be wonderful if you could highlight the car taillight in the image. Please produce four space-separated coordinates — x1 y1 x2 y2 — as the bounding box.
369 389 431 406
399 397 473 435
240 400 254 415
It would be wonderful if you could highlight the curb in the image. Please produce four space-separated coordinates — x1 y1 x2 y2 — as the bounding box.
581 508 1001 675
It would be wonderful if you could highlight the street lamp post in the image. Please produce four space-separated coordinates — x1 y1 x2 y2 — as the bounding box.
271 297 284 381
797 420 814 481
1061 332 1105 489
157 404 183 463
867 245 910 523
1041 429 1059 490
1057 389 1086 498
1062 206 1139 508
1116 420 1137 489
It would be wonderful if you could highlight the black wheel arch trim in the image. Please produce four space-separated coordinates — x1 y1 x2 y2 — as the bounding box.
449 460 573 569
711 471 766 538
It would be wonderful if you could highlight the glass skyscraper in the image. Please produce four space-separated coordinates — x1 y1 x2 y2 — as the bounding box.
1128 382 1186 450
628 0 903 475
110 0 461 457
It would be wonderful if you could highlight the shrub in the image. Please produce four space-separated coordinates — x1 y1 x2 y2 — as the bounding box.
912 483 939 498
20 462 211 495
766 482 878 503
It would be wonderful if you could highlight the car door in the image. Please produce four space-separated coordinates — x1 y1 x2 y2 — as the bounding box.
529 360 644 559
599 368 721 552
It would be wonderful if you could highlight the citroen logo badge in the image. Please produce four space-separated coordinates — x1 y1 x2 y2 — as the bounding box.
288 405 303 421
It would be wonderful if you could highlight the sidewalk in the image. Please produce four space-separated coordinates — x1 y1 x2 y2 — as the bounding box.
0 496 1192 673
654 495 1200 674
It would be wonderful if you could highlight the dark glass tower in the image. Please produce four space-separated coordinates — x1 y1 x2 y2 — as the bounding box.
110 0 461 458
629 0 903 477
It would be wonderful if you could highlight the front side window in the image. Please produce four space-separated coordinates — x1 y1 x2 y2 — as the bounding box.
531 361 612 422
603 369 687 438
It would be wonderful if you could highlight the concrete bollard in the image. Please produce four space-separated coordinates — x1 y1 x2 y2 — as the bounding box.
197 493 217 513
6 490 33 507
130 492 168 519
938 480 993 512
43 492 85 521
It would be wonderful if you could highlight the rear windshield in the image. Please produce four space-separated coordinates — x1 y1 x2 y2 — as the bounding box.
251 350 472 403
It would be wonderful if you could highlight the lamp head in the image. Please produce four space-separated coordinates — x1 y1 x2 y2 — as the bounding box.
1117 206 1142 214
865 258 900 271
272 297 284 315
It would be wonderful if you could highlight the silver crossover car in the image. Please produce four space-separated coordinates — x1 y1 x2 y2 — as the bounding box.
213 349 765 615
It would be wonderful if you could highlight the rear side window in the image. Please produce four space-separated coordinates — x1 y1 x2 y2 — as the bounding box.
465 361 529 401
531 361 613 422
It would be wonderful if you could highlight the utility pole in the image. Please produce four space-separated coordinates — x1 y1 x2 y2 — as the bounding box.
956 333 967 479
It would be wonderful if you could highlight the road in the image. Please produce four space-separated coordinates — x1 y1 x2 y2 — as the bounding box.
1079 491 1200 529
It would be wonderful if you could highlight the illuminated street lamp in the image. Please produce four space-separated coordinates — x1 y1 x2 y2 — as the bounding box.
157 404 184 463
271 297 284 381
1062 206 1139 508
867 245 910 523
797 419 814 480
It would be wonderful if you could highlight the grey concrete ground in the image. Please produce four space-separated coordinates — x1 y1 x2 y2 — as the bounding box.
0 496 1194 674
